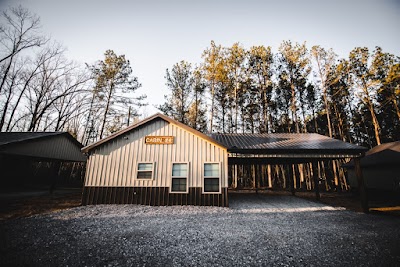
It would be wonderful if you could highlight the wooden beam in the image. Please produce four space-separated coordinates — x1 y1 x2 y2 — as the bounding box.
354 158 369 213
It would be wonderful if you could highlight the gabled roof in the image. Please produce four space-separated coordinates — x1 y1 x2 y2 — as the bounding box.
211 133 367 156
345 141 400 167
82 113 227 153
366 141 400 155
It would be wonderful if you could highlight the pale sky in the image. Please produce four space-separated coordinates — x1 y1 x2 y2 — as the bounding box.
1 0 399 116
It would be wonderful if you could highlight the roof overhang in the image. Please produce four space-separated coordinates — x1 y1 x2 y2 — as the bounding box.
212 133 367 163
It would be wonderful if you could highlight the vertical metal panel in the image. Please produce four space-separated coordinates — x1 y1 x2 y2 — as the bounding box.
85 119 228 190
84 156 92 186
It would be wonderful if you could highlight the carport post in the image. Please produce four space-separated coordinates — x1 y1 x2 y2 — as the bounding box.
286 164 295 196
311 161 320 201
354 158 369 213
49 160 62 194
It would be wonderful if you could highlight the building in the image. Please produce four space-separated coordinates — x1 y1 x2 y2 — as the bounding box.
82 113 369 209
0 132 86 189
345 141 400 191
82 113 229 206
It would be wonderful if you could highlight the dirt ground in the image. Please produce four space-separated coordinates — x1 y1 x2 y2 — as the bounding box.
1 188 399 220
0 188 82 220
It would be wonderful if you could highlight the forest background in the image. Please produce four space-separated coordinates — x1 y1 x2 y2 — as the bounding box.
1 6 399 148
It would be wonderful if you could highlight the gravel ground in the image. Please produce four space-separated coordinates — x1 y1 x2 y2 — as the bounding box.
1 194 400 267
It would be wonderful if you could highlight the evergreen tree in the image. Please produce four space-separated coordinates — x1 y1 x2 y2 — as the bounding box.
89 50 145 139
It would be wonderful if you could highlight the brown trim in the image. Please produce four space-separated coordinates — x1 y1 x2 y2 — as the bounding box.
82 186 229 207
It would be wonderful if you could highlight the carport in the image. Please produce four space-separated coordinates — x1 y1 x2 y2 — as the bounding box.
211 133 369 212
0 132 87 191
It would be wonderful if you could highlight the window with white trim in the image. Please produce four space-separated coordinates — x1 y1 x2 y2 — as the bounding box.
171 163 188 193
137 163 154 179
204 163 220 193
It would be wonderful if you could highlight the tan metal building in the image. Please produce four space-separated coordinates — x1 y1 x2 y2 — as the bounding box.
82 113 229 206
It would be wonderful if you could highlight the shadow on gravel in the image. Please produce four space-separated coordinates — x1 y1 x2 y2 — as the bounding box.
0 188 82 220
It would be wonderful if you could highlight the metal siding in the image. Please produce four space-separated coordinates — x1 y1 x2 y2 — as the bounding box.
104 144 112 186
84 156 92 186
115 138 123 186
85 119 228 188
121 142 128 186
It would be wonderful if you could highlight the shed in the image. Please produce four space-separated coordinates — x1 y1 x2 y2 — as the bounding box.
0 132 86 189
345 141 400 191
81 113 229 206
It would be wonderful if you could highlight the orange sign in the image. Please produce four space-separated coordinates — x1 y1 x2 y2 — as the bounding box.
145 136 174 144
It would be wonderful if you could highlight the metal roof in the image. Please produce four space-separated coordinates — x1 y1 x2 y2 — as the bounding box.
82 113 227 153
211 133 367 157
344 141 400 167
0 132 63 146
0 132 86 162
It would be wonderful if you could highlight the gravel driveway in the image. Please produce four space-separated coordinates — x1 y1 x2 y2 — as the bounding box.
1 193 399 266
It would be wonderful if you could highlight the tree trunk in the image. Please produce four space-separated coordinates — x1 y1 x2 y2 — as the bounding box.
290 83 300 133
99 84 114 139
209 81 214 132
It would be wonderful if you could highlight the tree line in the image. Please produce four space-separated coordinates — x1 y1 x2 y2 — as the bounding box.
0 6 146 145
2 6 400 150
160 41 400 148
2 6 399 192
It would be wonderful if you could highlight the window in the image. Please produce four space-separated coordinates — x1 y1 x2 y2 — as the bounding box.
204 163 220 193
171 163 188 193
137 163 154 179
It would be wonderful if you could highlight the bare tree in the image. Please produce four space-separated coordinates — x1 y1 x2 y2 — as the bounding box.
0 6 47 95
25 43 90 131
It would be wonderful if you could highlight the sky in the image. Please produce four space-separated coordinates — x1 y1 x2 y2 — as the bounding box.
1 0 399 116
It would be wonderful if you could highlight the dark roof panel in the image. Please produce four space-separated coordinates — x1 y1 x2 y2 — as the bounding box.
366 141 400 155
0 132 85 162
0 132 63 146
211 133 367 155
344 141 400 167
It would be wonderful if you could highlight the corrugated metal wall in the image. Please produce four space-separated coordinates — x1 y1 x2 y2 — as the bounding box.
85 119 228 189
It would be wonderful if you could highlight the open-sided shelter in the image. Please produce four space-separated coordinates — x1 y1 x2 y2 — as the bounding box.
0 132 86 188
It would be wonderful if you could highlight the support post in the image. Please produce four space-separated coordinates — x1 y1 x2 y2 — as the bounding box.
286 164 295 196
49 161 62 194
234 165 238 189
311 161 320 201
354 158 369 213
267 164 272 189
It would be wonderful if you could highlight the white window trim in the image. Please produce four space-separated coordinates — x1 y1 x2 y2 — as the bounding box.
170 162 189 194
136 162 156 180
202 162 221 194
